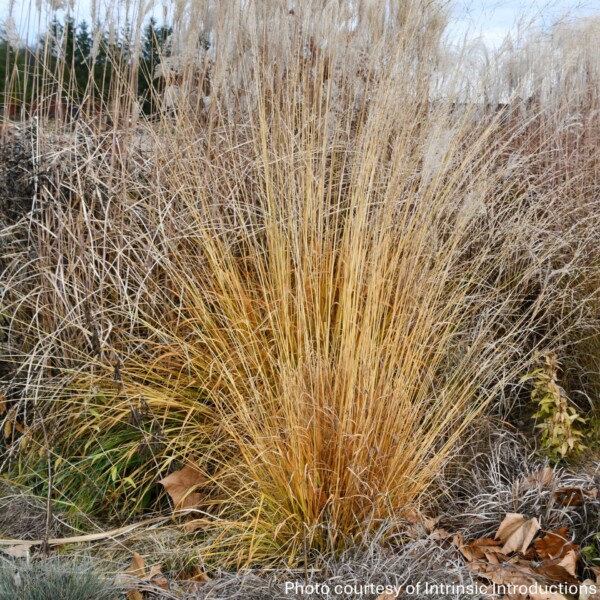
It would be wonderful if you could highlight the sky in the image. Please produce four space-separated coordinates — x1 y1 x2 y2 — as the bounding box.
449 0 599 48
1 0 599 49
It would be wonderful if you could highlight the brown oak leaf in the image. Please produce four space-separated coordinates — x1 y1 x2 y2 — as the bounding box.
159 459 207 510
534 549 579 584
522 467 556 491
126 552 146 578
534 527 576 560
553 487 584 507
495 513 541 555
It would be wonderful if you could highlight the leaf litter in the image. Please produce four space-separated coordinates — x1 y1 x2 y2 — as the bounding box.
448 494 600 600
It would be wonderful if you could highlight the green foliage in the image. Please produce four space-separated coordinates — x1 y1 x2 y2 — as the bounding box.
23 389 165 521
138 18 172 115
0 40 34 110
0 560 116 600
1 16 175 115
582 533 600 568
522 351 587 460
587 411 600 450
40 17 122 103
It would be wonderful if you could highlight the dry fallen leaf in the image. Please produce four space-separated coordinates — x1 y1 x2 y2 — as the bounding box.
535 527 576 560
0 544 30 558
2 406 26 439
430 528 452 540
554 487 584 507
558 549 578 578
522 467 556 490
145 564 169 589
126 591 143 600
495 514 541 555
521 543 538 561
148 565 162 579
457 537 505 563
182 518 207 533
496 514 527 542
404 507 439 534
151 575 169 590
453 516 584 600
189 567 211 583
177 568 211 595
475 562 569 599
126 552 146 578
535 549 579 584
123 552 168 588
579 579 600 600
159 459 207 510
471 561 540 587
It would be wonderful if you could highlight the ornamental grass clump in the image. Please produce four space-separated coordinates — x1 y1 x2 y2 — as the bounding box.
1 0 600 568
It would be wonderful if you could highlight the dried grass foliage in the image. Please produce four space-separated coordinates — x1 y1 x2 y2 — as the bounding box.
1 0 599 567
